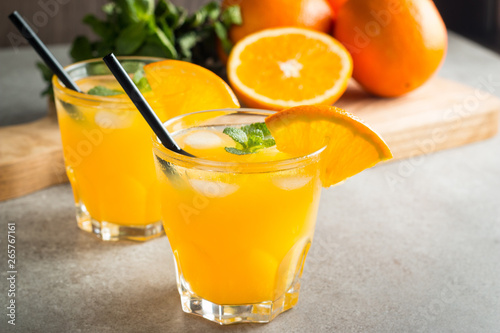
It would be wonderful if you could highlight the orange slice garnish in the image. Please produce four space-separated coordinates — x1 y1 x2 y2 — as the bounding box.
265 105 392 187
144 60 240 120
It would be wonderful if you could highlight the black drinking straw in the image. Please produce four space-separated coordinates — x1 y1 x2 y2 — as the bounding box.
103 53 194 157
8 11 81 93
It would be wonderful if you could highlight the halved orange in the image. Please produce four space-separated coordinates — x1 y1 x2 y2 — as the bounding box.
265 105 392 187
227 27 352 110
144 60 240 120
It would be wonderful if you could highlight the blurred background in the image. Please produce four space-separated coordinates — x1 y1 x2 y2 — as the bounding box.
0 0 208 48
1 0 499 53
434 0 500 52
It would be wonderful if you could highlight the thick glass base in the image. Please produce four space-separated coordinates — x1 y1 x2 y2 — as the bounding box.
75 202 164 241
178 277 301 325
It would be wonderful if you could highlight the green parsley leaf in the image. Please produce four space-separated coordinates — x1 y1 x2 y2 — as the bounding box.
87 86 125 96
223 122 276 155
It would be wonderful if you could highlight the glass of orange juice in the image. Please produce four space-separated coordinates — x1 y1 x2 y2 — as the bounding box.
152 109 323 324
53 57 166 241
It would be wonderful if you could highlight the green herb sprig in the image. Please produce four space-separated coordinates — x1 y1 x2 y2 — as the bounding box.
38 0 241 97
223 122 276 155
86 67 151 96
87 86 124 96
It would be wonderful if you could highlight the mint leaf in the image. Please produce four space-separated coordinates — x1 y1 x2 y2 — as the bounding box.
36 62 53 96
70 36 94 62
115 0 155 25
102 3 116 15
178 32 198 59
132 0 155 22
134 77 151 93
40 1 243 99
87 86 124 96
241 122 271 137
60 100 85 122
247 128 264 147
218 5 241 54
190 2 217 27
86 68 149 97
223 122 276 155
224 147 255 155
263 138 276 148
221 5 242 26
213 21 227 41
155 155 185 186
153 26 178 58
136 40 166 57
116 22 148 54
36 62 52 81
156 0 184 28
223 127 248 147
83 14 114 40
132 68 152 92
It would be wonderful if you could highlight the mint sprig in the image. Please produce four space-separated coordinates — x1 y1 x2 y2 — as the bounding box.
131 67 152 93
37 0 242 98
223 122 276 155
87 67 151 96
87 86 124 96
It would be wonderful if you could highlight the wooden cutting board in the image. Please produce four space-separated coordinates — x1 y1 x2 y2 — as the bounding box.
1 77 499 201
336 77 500 160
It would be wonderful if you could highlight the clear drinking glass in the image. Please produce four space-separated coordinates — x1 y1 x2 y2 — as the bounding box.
53 57 166 241
152 109 323 324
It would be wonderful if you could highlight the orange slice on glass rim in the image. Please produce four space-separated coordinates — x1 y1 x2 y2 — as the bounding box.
265 105 392 187
144 59 240 120
227 27 352 110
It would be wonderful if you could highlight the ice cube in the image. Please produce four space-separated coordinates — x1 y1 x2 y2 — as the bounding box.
95 110 134 129
183 130 223 150
189 179 239 198
272 176 312 191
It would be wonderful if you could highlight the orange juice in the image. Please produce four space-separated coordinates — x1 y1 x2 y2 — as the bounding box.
152 109 323 324
53 57 165 241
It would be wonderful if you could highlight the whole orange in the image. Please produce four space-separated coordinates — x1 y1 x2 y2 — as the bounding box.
334 0 447 97
222 0 333 44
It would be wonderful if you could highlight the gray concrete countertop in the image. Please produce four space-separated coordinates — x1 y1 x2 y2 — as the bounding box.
1 33 499 332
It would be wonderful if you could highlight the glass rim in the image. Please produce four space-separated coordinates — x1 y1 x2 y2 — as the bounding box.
152 108 325 173
52 56 165 104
